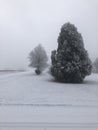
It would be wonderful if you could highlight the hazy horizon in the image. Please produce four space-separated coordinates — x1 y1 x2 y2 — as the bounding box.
0 0 98 70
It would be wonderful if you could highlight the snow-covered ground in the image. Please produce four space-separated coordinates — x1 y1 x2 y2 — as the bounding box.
0 71 98 130
0 71 98 106
0 105 98 130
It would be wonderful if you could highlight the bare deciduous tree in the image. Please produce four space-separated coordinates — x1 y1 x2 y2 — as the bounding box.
29 44 48 75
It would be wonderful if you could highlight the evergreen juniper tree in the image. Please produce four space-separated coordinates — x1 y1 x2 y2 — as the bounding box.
51 22 92 83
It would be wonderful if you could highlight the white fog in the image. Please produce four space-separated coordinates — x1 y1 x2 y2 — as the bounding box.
0 0 98 69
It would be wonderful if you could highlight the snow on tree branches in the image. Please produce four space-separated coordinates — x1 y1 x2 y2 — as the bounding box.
93 58 98 73
29 44 48 75
51 22 92 83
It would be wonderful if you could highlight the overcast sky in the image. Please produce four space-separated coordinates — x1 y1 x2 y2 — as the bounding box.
0 0 98 69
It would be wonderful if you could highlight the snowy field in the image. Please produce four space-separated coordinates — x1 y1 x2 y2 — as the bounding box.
0 71 98 130
0 71 98 106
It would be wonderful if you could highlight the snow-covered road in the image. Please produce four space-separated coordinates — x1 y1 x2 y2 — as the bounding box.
0 106 98 130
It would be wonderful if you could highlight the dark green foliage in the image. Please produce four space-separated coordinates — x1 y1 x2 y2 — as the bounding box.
51 22 92 83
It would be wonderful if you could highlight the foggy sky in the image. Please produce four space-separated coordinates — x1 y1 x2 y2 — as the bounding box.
0 0 98 69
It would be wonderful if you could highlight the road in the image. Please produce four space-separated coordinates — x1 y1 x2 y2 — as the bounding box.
0 105 98 130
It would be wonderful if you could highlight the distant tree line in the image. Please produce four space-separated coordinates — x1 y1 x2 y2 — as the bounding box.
92 58 98 73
